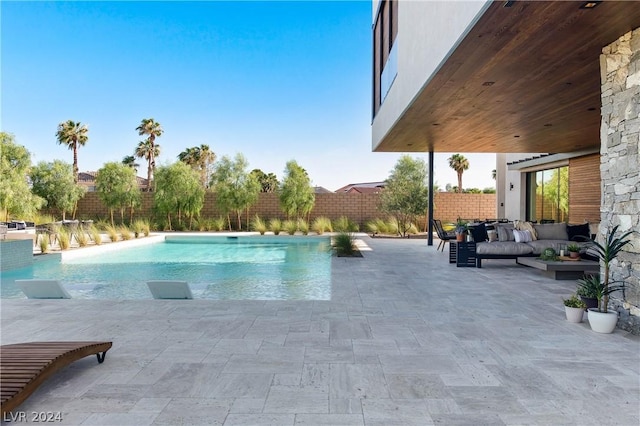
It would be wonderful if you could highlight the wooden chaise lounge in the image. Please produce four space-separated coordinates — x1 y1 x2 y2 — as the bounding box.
0 341 112 416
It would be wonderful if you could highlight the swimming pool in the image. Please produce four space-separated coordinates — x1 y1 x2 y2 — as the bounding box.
0 235 332 300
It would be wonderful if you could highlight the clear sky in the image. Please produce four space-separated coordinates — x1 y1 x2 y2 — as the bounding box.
1 1 496 192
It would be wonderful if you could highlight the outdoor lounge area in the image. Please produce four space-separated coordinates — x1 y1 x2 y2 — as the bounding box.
1 236 638 425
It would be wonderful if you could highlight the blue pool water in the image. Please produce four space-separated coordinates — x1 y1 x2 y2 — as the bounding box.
0 236 332 300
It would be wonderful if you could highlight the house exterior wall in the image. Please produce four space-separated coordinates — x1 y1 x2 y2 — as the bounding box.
371 0 490 150
499 153 601 224
600 28 640 333
568 154 601 224
75 192 496 228
502 153 531 221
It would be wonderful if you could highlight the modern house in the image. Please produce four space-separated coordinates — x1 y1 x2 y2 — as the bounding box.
78 171 149 192
371 0 640 332
335 181 386 194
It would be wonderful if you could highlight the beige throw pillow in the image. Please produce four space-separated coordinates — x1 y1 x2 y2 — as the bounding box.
514 220 538 241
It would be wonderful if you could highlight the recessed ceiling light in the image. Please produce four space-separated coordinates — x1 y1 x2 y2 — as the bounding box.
514 135 520 138
432 123 440 126
580 1 601 9
544 123 552 127
587 107 597 111
482 81 495 86
407 143 413 146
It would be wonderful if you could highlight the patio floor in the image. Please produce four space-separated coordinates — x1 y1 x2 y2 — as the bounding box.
1 236 639 425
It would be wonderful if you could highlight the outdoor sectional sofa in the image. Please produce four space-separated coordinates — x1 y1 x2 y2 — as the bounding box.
469 222 592 268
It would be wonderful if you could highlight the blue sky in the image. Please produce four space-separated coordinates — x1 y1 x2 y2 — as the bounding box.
1 1 495 191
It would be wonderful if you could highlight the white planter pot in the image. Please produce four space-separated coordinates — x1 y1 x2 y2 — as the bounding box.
587 308 618 333
564 306 584 323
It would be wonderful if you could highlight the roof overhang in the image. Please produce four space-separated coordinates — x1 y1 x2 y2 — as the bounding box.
374 0 640 154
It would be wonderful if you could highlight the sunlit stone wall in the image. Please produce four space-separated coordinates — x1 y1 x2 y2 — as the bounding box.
600 28 640 334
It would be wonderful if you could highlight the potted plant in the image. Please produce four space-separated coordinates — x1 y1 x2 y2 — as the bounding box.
566 243 580 259
563 294 587 323
586 225 634 334
576 273 601 310
455 218 468 242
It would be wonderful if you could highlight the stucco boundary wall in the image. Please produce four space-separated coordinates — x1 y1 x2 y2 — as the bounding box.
75 192 496 227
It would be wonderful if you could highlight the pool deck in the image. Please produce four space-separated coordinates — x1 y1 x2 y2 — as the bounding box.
1 236 638 425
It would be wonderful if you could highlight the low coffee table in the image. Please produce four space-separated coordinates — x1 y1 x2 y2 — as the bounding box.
516 257 599 280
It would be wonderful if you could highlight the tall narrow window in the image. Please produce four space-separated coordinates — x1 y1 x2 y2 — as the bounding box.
372 0 398 118
526 166 569 222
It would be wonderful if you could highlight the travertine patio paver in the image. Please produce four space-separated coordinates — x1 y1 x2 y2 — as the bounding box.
1 236 639 425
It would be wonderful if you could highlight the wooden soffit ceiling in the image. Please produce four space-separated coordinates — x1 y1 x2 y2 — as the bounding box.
375 0 640 154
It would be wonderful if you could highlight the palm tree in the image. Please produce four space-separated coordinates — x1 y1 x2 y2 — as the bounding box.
178 144 216 188
122 155 139 172
135 118 163 191
251 169 279 193
198 144 216 188
448 154 469 193
135 139 161 191
56 120 89 183
178 147 199 167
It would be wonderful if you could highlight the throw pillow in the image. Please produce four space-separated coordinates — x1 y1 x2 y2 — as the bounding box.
567 223 590 242
469 223 488 243
487 229 498 242
513 229 532 243
496 223 515 241
534 223 569 240
514 220 538 241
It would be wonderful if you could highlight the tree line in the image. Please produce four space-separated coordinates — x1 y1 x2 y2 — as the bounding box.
1 119 315 229
2 117 491 235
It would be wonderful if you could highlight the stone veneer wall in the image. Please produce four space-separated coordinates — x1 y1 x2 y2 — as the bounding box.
0 240 33 271
600 28 640 334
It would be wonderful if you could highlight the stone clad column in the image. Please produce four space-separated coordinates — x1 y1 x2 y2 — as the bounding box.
600 28 640 334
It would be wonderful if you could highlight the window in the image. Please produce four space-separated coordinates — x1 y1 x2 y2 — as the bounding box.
526 166 569 223
372 0 398 118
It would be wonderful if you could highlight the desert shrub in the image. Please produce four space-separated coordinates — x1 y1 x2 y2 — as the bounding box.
95 219 111 231
212 217 226 232
75 228 89 247
197 218 214 232
119 225 133 240
172 222 187 232
105 224 119 242
283 220 297 235
89 225 103 245
57 227 71 250
297 219 309 235
269 218 282 235
333 232 355 255
28 213 56 226
406 222 419 235
132 220 145 237
311 217 332 235
333 216 359 233
386 217 399 235
38 234 49 254
251 216 267 235
365 220 378 235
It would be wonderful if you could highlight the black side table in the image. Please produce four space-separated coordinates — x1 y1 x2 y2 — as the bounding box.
450 241 477 267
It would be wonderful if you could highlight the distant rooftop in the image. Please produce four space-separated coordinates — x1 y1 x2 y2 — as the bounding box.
78 171 148 191
335 181 386 193
314 186 333 194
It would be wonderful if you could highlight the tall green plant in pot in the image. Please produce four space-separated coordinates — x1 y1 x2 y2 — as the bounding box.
586 225 634 333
